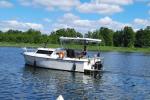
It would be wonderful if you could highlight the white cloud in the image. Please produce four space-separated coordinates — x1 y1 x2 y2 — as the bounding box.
52 13 94 32
0 20 43 32
133 18 149 25
98 16 112 25
19 0 31 6
98 16 131 29
130 18 150 31
52 13 130 33
63 13 79 20
1 17 149 34
92 0 133 5
19 0 127 15
43 18 52 23
76 2 123 15
0 0 13 8
19 0 80 11
58 13 79 24
73 20 92 27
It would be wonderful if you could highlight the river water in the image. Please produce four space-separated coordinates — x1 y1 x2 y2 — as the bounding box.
0 47 150 100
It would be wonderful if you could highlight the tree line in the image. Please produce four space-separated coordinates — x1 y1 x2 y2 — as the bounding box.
0 26 150 48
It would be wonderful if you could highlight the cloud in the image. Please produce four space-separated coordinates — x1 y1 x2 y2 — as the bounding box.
133 18 148 25
18 0 135 15
0 20 43 32
19 0 80 11
1 17 149 34
76 2 123 15
73 20 92 27
0 0 13 8
52 13 130 33
92 0 133 5
53 13 91 32
52 13 94 32
19 0 31 6
98 16 131 29
130 18 150 31
19 0 127 15
43 18 52 23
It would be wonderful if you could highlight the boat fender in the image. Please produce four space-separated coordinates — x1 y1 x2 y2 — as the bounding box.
88 59 90 65
99 63 103 70
72 63 76 71
34 60 36 67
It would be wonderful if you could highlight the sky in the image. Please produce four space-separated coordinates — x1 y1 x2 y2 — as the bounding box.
0 0 150 34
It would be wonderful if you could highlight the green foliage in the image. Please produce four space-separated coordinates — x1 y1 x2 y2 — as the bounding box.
143 27 150 47
0 29 47 43
135 29 144 47
100 27 114 46
0 26 150 48
135 27 150 47
85 27 113 46
123 26 135 47
113 30 124 47
49 28 83 44
0 28 82 44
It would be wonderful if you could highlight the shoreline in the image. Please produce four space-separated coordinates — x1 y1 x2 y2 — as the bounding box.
0 42 150 53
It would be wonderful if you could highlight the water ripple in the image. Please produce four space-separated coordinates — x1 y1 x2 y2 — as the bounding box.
0 47 150 100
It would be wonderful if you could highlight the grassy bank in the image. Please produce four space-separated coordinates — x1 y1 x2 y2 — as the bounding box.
0 42 150 53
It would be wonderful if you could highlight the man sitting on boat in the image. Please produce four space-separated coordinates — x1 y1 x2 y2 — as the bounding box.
82 45 87 56
76 45 87 58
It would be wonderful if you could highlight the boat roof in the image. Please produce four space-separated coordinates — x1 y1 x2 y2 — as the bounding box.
60 37 101 43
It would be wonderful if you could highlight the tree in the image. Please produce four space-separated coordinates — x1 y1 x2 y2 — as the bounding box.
24 29 42 43
100 27 114 46
142 26 150 47
0 31 4 42
135 29 144 47
113 30 124 47
0 26 149 48
49 28 83 44
85 30 105 45
123 26 135 47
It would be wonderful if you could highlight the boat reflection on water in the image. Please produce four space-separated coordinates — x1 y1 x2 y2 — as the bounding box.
22 65 103 100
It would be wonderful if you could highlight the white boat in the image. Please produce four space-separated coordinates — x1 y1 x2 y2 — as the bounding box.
23 37 103 73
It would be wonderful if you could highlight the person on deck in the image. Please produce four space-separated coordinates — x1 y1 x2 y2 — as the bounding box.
82 45 87 56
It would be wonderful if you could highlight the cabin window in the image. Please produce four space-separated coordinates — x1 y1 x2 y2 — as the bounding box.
36 50 53 55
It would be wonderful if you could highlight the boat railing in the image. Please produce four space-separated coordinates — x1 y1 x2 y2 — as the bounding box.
22 47 36 52
88 57 104 64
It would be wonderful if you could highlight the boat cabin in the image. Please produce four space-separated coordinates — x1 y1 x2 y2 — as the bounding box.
35 47 87 59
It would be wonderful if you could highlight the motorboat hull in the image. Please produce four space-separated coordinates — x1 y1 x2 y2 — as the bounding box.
24 54 86 72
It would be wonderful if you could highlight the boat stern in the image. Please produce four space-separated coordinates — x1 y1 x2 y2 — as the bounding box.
83 57 103 73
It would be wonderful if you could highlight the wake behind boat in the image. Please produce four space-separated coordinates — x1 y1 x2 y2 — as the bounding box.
23 37 103 73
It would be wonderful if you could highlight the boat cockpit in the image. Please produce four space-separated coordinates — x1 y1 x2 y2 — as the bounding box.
35 47 88 59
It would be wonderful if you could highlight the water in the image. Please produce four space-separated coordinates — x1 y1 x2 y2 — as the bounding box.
0 47 150 100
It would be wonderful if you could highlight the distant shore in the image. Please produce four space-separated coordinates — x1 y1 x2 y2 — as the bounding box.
0 42 150 53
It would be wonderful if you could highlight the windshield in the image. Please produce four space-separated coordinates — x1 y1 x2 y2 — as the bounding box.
36 50 53 55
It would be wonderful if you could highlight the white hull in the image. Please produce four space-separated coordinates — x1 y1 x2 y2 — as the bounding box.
24 54 88 72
